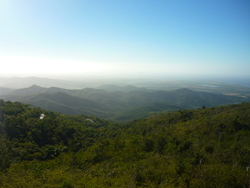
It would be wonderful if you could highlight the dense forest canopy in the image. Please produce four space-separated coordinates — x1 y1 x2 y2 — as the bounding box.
0 100 250 187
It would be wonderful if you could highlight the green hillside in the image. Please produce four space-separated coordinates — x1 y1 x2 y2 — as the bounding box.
113 102 184 121
0 100 250 187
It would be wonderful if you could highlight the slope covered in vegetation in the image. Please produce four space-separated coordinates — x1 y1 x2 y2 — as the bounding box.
0 100 250 187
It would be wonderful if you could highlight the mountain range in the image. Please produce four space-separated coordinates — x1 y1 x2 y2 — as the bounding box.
1 84 249 122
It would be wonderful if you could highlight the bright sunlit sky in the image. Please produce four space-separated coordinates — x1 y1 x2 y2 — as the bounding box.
0 0 250 79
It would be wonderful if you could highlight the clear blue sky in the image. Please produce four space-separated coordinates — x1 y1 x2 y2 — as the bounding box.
0 0 249 79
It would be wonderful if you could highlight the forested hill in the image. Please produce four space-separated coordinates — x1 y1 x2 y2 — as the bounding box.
0 100 250 187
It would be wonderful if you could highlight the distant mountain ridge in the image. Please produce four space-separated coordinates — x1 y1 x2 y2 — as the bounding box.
1 84 249 122
0 87 15 96
0 77 68 89
97 84 148 92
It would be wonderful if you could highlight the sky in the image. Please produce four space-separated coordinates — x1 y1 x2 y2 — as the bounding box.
0 0 250 79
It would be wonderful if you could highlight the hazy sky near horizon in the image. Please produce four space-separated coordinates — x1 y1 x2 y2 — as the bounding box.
0 0 250 78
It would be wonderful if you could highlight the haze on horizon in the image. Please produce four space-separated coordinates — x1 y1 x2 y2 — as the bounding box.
0 0 249 80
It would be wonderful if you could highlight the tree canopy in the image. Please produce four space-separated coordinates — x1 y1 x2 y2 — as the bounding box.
0 101 250 187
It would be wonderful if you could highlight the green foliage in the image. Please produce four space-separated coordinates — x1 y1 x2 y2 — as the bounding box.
0 101 250 187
